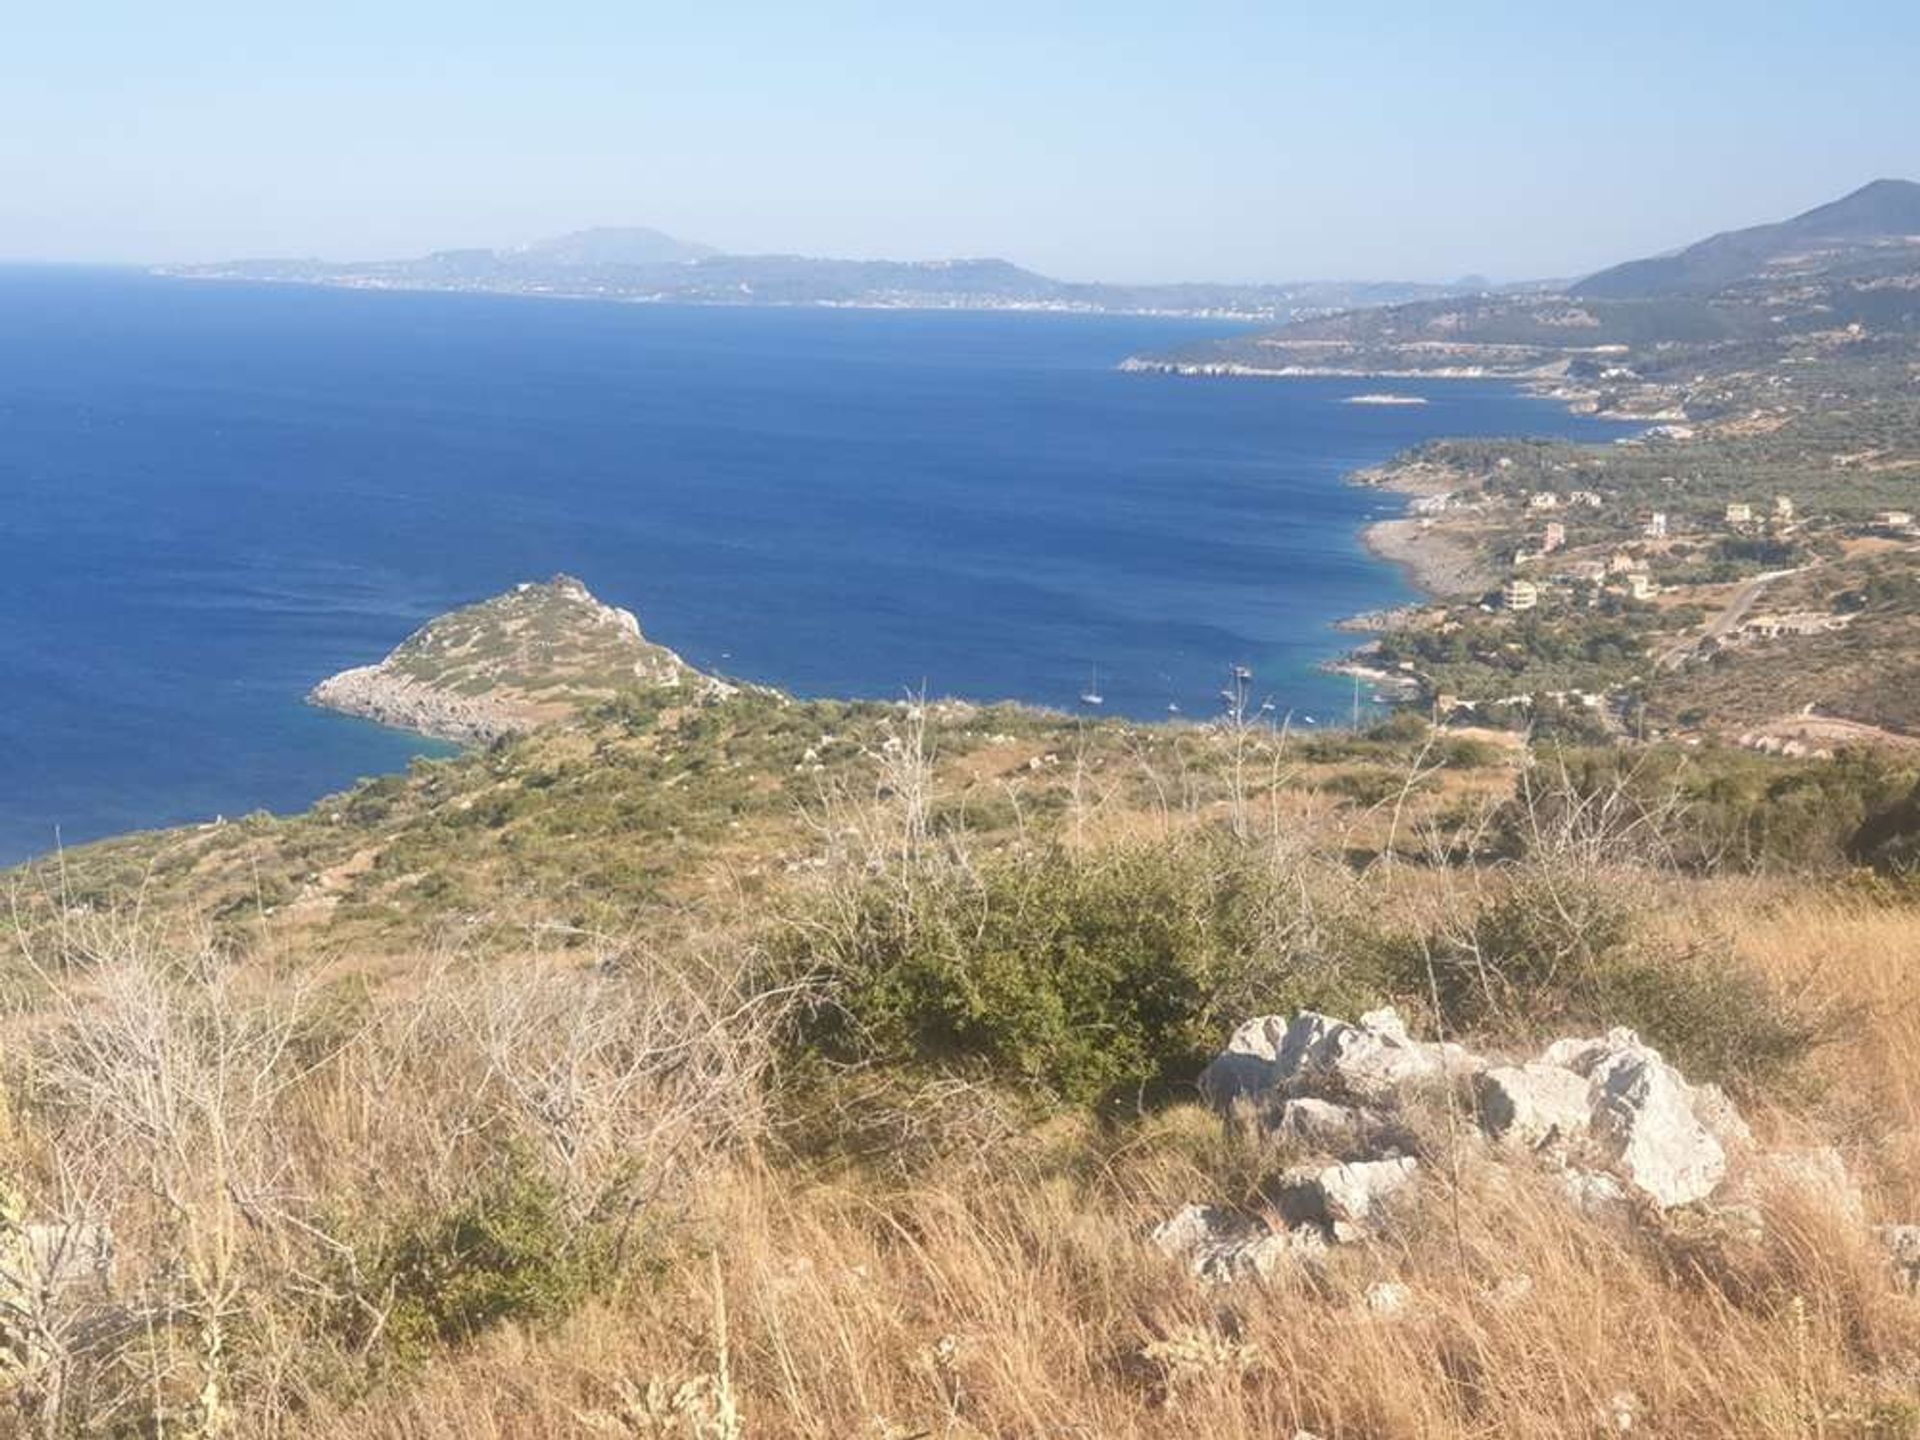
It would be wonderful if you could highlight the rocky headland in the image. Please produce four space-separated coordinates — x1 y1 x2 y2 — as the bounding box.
310 575 714 743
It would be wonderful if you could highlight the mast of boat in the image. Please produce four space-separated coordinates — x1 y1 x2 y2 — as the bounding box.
1079 665 1104 707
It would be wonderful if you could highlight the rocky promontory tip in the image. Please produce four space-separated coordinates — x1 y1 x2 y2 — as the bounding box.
309 575 714 743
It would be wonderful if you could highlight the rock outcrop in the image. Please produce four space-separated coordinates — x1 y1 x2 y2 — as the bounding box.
1199 1006 1479 1109
1542 1028 1735 1208
309 575 718 743
1162 1007 1918 1290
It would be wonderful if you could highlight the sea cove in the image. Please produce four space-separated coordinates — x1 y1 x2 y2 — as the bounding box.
0 269 1631 862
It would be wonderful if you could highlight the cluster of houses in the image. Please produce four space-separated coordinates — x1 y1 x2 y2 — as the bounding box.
1501 489 1821 613
1433 686 1611 721
1723 495 1796 530
1525 490 1604 512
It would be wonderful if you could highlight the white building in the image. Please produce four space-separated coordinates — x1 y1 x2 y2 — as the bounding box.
1502 578 1540 612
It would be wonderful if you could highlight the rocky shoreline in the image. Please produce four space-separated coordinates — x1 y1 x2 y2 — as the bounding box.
1348 456 1495 602
309 665 529 745
1360 515 1493 600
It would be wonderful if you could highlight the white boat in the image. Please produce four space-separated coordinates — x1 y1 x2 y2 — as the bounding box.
1079 666 1104 707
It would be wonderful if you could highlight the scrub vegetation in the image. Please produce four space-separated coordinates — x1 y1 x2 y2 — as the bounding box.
4 686 1920 1438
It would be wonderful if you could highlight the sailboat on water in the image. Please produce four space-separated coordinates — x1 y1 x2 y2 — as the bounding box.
1079 666 1105 707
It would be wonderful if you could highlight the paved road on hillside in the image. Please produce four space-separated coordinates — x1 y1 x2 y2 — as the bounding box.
1656 565 1806 669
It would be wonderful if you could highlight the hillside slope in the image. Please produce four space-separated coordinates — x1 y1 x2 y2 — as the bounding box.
5 654 1920 1436
1577 179 1920 298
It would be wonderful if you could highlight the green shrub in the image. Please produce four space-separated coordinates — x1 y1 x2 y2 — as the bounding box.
1398 867 1821 1091
1435 735 1504 769
1322 766 1432 808
1489 745 1920 874
775 837 1376 1108
343 1167 610 1364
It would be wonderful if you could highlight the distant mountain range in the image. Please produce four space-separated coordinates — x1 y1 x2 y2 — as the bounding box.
162 183 1920 324
1576 179 1920 299
156 228 1487 321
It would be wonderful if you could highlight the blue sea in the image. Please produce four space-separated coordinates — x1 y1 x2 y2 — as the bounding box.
0 268 1632 864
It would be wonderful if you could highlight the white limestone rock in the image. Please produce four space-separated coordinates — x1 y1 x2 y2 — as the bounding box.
1691 1081 1757 1155
1197 1014 1294 1106
1545 1029 1727 1208
1202 1007 1482 1112
1298 1008 1473 1101
1278 1156 1419 1232
1362 1279 1414 1316
1150 1204 1327 1283
1264 1097 1405 1157
1475 1061 1593 1150
1562 1168 1634 1223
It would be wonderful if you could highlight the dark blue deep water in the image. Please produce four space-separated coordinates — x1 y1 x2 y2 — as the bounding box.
0 268 1631 863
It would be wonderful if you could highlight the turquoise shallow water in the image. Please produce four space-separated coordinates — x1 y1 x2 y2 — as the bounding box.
0 268 1633 863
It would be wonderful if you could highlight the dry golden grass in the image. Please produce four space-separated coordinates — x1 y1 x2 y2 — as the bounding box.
288 1133 1920 1440
6 723 1920 1437
1697 883 1920 1212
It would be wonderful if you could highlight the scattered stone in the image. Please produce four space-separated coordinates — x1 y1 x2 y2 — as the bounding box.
1150 1204 1326 1283
1278 1157 1419 1233
1879 1224 1920 1294
1362 1279 1413 1315
1292 1006 1476 1104
1476 1061 1592 1150
1198 1015 1293 1106
1603 1389 1641 1433
1204 1006 1478 1111
1180 1009 1907 1297
1561 1168 1634 1222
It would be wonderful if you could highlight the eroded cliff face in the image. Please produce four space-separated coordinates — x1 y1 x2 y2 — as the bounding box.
309 575 715 742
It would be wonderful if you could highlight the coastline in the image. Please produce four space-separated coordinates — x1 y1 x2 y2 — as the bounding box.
1349 457 1495 601
1359 515 1493 600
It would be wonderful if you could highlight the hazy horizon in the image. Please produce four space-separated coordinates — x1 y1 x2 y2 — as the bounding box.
7 2 1920 285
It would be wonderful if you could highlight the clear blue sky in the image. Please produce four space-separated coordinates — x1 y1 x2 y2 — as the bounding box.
6 1 1918 283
